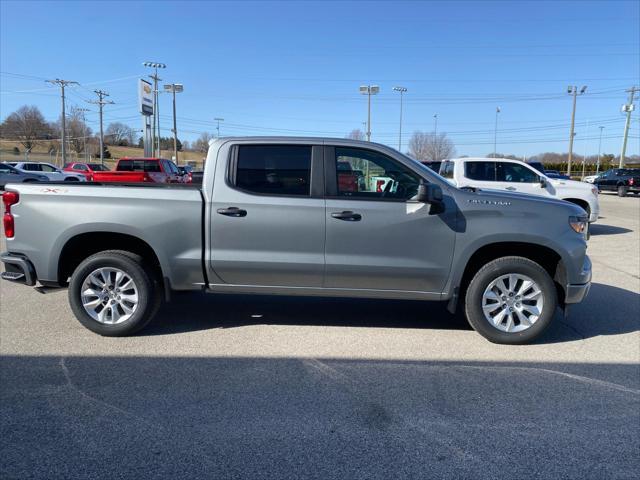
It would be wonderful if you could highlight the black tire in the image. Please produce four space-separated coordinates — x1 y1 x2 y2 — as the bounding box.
617 185 628 197
64 177 79 182
22 179 36 183
464 256 557 345
68 250 162 336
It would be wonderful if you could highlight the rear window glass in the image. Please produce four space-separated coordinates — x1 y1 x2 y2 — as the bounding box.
235 145 311 196
117 160 161 172
465 161 496 181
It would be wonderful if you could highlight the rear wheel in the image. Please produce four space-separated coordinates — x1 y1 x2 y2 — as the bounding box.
464 256 557 344
617 185 628 197
64 177 79 182
68 250 161 336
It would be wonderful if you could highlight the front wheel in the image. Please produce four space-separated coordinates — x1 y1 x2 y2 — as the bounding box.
68 250 161 336
64 177 79 182
617 185 628 197
464 256 557 344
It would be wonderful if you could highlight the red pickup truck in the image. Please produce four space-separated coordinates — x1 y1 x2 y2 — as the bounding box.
66 158 184 183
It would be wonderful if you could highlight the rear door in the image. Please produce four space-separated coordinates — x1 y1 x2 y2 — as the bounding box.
323 145 455 293
209 143 325 287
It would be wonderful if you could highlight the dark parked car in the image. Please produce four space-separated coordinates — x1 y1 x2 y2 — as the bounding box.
0 163 48 189
594 168 640 197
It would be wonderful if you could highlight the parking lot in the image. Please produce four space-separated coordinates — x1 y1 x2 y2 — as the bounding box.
1 193 638 479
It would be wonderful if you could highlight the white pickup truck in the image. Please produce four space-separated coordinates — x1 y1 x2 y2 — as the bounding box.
439 157 599 223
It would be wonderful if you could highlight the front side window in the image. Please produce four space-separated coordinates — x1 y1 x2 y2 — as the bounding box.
24 163 42 171
74 164 88 171
235 145 311 196
465 161 496 181
41 164 58 172
88 164 109 171
497 162 539 183
334 147 420 200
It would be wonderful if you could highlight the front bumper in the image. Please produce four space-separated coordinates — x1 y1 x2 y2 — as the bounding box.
564 255 592 304
0 252 36 286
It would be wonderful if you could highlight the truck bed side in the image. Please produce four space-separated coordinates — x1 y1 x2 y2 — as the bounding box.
4 183 205 290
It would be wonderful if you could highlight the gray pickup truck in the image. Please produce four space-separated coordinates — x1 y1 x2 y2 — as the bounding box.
1 138 592 344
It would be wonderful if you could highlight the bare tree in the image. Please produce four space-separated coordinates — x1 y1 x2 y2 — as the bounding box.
65 107 92 154
408 131 455 162
0 105 51 151
346 129 365 141
194 132 214 153
105 122 135 146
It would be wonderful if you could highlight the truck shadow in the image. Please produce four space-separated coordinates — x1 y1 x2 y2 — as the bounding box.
590 224 633 235
144 282 639 343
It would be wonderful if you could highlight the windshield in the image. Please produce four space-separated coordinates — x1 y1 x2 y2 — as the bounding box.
88 164 109 171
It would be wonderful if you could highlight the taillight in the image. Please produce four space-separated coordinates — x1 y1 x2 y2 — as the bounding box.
630 178 634 186
376 180 385 192
2 191 19 238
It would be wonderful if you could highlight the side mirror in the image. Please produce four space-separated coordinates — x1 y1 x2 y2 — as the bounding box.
415 182 445 214
539 177 547 188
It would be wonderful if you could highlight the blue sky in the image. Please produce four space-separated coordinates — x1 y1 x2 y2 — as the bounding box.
1 0 638 157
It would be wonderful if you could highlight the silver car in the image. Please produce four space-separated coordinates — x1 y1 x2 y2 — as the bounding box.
7 161 85 182
0 163 48 189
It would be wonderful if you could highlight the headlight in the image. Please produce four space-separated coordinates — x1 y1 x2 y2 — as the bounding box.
591 186 598 195
569 215 588 234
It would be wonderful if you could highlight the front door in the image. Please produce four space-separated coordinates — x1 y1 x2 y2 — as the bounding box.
209 143 325 287
324 146 455 293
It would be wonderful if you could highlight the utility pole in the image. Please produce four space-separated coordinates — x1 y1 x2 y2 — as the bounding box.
596 126 604 175
46 79 78 165
567 85 587 176
581 119 589 179
88 90 114 166
393 86 407 151
359 85 379 142
493 107 501 157
433 114 438 136
143 62 166 157
164 83 184 163
620 86 637 168
214 117 224 137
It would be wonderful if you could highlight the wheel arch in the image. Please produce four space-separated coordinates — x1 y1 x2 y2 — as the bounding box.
563 198 590 215
448 241 564 312
57 232 164 291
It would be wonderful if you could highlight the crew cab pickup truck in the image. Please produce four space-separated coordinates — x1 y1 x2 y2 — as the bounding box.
440 157 600 223
1 138 592 344
593 168 640 197
91 158 184 184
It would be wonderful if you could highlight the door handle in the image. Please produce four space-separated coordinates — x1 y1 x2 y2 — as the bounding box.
331 211 362 221
217 207 247 217
505 186 516 191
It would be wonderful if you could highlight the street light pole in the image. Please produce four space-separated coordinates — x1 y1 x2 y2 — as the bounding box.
567 85 587 176
433 113 438 136
359 85 379 142
164 83 184 164
393 86 407 151
493 107 501 157
214 117 224 137
596 126 604 175
620 86 637 168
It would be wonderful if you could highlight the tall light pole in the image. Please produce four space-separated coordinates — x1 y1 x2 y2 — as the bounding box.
214 118 224 137
581 119 589 179
46 78 78 165
393 86 407 151
359 85 379 142
164 83 184 163
493 107 501 157
433 113 438 136
567 85 587 176
143 62 166 157
75 107 90 161
596 126 604 175
620 86 637 168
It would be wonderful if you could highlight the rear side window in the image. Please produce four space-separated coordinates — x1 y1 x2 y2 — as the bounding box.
440 161 454 179
465 161 496 181
118 160 133 171
235 145 311 196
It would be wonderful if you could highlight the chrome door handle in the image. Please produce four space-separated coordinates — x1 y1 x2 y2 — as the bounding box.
217 207 247 217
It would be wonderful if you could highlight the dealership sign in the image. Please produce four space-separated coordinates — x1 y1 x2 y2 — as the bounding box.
138 79 154 116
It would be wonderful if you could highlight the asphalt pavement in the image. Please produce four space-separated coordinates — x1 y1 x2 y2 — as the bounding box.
1 193 639 479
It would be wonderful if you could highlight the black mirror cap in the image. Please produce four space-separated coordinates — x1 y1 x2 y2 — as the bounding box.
540 177 547 187
416 182 443 203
